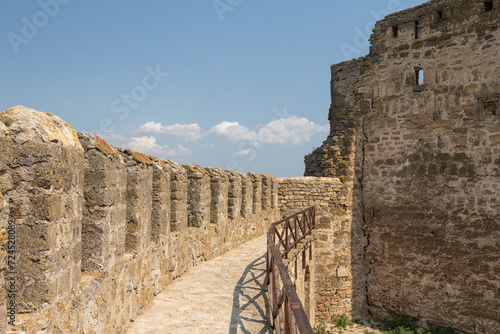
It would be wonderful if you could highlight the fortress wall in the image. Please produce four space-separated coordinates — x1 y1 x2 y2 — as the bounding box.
0 106 279 334
278 177 355 322
306 0 500 332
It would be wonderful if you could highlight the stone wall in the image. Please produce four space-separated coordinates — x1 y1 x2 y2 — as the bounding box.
0 106 280 334
278 177 358 323
284 234 316 325
305 0 500 332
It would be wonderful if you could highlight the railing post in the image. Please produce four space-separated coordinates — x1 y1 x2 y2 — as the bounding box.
285 220 289 258
284 298 290 334
289 299 298 334
276 259 283 334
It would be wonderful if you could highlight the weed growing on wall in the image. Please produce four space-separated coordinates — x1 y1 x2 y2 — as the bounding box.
332 314 354 329
313 319 328 334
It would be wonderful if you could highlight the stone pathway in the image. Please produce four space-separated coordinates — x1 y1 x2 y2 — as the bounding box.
126 234 272 334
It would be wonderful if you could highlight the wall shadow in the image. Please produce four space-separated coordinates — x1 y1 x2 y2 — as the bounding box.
229 254 272 334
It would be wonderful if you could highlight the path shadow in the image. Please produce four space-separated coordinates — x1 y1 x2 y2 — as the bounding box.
229 253 272 334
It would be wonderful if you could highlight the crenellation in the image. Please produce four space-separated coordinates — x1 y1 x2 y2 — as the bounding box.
78 133 127 274
261 174 272 210
118 148 154 253
0 105 281 333
239 172 253 219
247 172 262 215
149 157 171 246
2 1 499 332
167 161 188 233
148 156 172 286
183 164 211 229
204 167 229 227
226 170 242 220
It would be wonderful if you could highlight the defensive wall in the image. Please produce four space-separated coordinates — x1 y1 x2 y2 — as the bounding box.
1 1 500 333
305 0 500 332
0 106 287 333
278 177 352 322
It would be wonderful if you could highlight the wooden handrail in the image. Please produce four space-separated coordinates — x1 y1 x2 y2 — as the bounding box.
266 206 315 334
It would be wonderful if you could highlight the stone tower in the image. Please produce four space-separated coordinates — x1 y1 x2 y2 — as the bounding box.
306 0 500 332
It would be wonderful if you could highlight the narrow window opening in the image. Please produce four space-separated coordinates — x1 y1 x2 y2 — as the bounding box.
392 26 399 38
484 1 494 12
416 69 424 85
437 11 443 21
484 101 497 115
476 94 500 119
415 21 419 39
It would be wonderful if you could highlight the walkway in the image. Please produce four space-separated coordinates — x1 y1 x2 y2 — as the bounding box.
126 234 272 334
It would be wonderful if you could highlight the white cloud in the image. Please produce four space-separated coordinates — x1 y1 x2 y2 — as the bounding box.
210 117 328 146
138 121 202 142
127 136 192 158
209 121 258 143
165 144 192 157
257 116 329 145
232 149 252 157
127 136 162 151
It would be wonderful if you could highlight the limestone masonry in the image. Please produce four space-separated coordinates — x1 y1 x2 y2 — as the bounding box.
1 0 500 333
0 105 336 333
0 106 285 333
305 0 500 333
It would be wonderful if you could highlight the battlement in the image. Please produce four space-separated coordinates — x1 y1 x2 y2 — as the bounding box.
0 106 282 333
0 105 350 333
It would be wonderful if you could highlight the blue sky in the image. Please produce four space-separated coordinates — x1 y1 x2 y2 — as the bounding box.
0 0 427 177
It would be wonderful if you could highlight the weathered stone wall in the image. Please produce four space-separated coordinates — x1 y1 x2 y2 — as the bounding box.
306 0 500 332
278 177 356 323
0 106 280 334
284 234 316 324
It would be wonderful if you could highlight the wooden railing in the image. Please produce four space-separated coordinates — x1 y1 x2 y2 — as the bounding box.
266 206 315 334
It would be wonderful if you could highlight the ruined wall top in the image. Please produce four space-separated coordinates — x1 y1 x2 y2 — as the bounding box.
368 0 500 57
